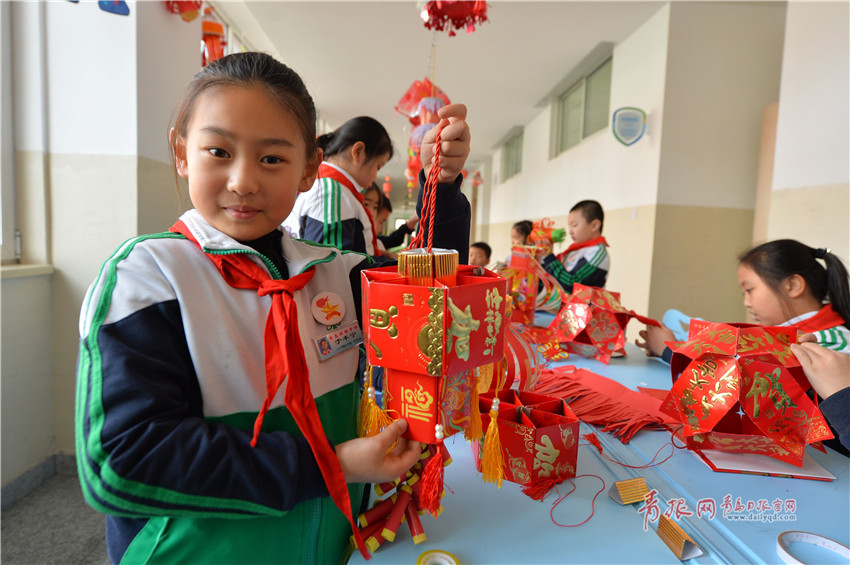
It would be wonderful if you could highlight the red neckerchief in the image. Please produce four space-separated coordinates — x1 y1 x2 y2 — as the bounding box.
793 304 846 333
317 162 380 255
169 220 368 559
556 236 608 262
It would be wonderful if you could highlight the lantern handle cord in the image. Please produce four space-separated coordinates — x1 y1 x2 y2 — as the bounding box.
409 128 442 252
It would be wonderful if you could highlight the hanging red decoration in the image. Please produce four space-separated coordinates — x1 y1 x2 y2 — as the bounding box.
164 0 203 22
420 0 488 37
201 7 226 67
382 175 392 195
395 78 451 125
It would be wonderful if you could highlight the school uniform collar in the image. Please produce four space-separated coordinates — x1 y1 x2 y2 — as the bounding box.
557 236 608 261
318 161 365 194
178 209 336 276
782 304 845 333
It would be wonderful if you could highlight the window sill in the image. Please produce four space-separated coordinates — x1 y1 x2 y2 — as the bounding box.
1 264 54 279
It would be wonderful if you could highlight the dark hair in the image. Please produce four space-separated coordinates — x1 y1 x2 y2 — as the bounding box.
512 220 533 241
570 200 604 233
317 116 394 163
470 241 492 260
170 52 317 166
738 239 850 329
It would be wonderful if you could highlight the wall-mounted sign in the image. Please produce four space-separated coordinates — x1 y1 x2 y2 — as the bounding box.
612 107 647 146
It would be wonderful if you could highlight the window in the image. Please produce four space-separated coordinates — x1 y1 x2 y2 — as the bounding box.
555 57 612 154
501 130 523 182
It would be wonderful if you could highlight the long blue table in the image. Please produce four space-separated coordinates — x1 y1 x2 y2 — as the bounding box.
351 342 850 565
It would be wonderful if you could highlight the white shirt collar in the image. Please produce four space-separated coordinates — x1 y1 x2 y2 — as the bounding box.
323 161 364 193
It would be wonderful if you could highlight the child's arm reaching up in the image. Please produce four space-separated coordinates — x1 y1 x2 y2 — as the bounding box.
335 419 421 484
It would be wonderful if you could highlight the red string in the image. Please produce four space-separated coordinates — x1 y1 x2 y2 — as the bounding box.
409 129 443 252
580 426 687 470
549 474 606 528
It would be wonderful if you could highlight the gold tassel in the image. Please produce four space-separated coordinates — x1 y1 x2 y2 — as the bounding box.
464 368 483 441
358 366 394 438
480 398 504 487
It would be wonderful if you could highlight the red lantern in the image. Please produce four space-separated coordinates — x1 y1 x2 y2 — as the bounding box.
164 0 203 22
660 321 833 466
549 284 658 364
420 0 488 37
382 175 392 195
202 8 226 67
395 78 451 125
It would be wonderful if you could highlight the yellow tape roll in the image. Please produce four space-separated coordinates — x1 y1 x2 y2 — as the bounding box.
417 549 460 565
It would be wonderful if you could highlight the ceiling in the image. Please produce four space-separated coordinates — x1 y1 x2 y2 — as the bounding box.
212 1 666 207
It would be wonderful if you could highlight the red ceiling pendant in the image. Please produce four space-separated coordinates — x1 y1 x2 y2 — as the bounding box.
420 0 488 37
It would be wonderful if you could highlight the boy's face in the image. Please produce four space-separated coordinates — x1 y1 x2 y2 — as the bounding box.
175 85 319 242
568 210 600 244
468 246 489 267
363 190 380 220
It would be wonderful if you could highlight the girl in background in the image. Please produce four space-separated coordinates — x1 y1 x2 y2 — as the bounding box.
636 239 850 357
284 116 392 255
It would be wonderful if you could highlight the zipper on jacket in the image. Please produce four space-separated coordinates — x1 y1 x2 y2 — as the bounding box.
203 248 283 280
305 498 322 564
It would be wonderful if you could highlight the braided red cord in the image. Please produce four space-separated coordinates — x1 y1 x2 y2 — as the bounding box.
409 128 443 251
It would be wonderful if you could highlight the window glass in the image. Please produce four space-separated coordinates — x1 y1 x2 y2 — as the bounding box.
584 58 612 137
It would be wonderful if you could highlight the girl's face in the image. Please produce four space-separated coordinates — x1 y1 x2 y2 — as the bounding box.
510 227 527 247
175 85 318 242
737 264 786 326
350 151 390 191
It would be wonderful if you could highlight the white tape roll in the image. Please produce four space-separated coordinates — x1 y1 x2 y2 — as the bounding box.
417 549 460 565
776 530 850 564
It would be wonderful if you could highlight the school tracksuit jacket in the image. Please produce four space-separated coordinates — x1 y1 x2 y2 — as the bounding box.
76 176 469 564
541 240 610 293
284 162 377 255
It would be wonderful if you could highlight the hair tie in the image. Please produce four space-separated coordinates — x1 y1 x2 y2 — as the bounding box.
814 248 830 259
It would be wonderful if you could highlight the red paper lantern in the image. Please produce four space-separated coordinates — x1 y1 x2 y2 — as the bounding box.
660 321 833 466
164 0 203 22
420 0 489 37
549 284 658 364
201 8 225 67
382 175 392 195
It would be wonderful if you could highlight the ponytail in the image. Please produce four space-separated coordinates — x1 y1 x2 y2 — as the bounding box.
739 239 850 329
821 249 850 329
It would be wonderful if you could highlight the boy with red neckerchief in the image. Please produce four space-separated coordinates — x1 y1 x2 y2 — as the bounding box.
541 199 610 293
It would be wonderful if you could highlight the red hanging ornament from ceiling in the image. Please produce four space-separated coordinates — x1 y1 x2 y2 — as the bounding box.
201 7 226 67
164 0 203 22
420 0 488 37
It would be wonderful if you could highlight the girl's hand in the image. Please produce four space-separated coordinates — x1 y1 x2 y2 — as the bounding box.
335 419 421 484
635 324 676 357
420 104 471 184
790 341 850 400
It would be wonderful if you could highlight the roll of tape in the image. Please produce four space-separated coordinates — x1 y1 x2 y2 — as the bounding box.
776 530 850 564
417 549 460 565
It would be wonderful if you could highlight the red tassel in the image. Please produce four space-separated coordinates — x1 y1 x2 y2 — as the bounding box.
418 442 444 516
521 476 565 501
583 432 603 453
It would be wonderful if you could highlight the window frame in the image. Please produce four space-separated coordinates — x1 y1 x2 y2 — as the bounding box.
500 129 523 182
554 56 613 156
